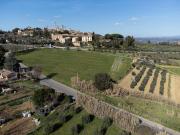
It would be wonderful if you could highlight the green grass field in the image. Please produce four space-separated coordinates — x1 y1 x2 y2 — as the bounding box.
17 49 132 85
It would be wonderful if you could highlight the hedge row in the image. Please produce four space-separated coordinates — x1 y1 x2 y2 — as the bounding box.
139 68 153 91
159 70 167 95
130 66 146 89
149 68 160 93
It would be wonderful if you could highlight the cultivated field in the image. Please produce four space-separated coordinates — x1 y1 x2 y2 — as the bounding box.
119 64 180 104
17 49 132 85
0 81 42 135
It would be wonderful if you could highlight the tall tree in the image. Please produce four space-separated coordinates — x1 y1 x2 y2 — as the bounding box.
124 36 135 49
0 46 6 68
4 52 17 71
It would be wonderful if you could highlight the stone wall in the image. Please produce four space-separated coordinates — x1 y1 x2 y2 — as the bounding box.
76 92 141 133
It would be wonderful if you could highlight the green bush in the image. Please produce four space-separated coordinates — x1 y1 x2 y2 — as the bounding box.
101 117 113 129
44 124 54 135
74 107 83 114
94 73 113 91
59 114 73 123
44 122 62 134
82 114 94 124
71 124 83 135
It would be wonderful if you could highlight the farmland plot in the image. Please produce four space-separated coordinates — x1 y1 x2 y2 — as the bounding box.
119 66 174 103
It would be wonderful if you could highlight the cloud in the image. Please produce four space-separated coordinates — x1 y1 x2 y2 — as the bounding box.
114 22 123 26
130 17 138 21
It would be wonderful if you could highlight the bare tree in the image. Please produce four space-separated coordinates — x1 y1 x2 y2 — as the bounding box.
32 65 42 81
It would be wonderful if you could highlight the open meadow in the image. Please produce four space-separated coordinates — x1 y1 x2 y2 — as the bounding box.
17 49 132 85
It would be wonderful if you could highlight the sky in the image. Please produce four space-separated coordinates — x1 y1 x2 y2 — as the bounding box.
0 0 180 37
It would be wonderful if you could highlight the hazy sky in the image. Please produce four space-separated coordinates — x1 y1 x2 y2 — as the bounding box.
1 0 180 37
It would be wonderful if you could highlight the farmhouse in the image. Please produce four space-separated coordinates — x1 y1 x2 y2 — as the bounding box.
0 69 17 81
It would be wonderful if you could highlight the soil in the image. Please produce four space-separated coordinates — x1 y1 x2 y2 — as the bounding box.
1 118 36 135
170 75 180 104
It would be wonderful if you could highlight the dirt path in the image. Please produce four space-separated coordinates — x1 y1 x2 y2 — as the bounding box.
163 73 169 98
170 75 180 104
153 72 161 96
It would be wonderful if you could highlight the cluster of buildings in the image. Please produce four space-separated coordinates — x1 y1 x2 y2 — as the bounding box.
17 27 34 37
51 31 93 47
16 27 93 47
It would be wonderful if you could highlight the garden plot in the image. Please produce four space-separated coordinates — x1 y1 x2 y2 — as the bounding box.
144 69 155 94
152 71 161 96
118 67 141 90
134 67 149 91
119 66 171 101
170 75 180 104
1 118 36 135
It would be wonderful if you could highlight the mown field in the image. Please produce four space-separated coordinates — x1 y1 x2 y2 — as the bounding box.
17 49 132 85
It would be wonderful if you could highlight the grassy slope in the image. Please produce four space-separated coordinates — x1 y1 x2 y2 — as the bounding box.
157 65 180 76
17 49 131 85
96 94 180 132
31 104 125 135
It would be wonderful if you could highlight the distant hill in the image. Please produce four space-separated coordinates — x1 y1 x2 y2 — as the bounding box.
136 36 180 43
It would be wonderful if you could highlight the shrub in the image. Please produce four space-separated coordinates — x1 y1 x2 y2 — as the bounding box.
56 93 65 102
82 114 94 124
74 107 83 114
132 71 136 76
121 130 132 135
44 122 62 134
94 73 113 91
59 114 73 123
101 117 113 129
44 124 54 135
93 128 106 135
32 88 55 107
71 124 83 135
93 117 112 135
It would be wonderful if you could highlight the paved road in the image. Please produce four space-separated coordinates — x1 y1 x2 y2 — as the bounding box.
39 75 77 99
